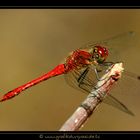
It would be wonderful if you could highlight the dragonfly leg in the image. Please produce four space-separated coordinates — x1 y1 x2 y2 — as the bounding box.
94 61 118 81
102 61 114 66
77 67 96 92
77 68 89 84
94 68 108 81
77 66 109 92
90 64 108 81
94 68 101 81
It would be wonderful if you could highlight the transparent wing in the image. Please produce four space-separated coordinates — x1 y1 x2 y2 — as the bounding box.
109 70 140 110
81 31 135 48
65 64 112 93
80 31 136 62
64 66 97 94
104 94 134 116
64 64 134 116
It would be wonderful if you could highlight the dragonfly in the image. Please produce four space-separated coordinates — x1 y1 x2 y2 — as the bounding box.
0 31 139 116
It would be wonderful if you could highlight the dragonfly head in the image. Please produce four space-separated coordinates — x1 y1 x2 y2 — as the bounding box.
92 45 108 64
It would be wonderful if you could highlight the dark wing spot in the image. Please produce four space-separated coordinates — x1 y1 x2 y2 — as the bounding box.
137 76 140 80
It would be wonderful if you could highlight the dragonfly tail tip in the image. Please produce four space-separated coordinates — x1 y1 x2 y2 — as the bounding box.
0 96 7 102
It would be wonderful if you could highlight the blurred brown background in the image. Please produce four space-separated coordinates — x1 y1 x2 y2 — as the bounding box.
0 9 140 131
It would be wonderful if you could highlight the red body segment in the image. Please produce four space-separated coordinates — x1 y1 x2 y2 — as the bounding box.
0 64 66 102
65 49 92 72
0 47 107 102
96 45 108 60
0 49 92 102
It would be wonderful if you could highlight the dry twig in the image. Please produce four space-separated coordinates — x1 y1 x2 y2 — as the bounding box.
59 63 124 131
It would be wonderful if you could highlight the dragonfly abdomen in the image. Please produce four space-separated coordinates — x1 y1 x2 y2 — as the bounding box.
0 64 66 102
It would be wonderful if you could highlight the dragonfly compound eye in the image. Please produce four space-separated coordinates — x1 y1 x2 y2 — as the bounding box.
93 53 104 63
95 54 99 59
93 45 109 63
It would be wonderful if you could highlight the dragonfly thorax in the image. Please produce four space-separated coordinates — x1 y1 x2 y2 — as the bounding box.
65 49 94 73
64 45 108 73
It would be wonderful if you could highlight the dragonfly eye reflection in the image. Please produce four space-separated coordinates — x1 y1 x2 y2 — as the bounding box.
92 46 108 64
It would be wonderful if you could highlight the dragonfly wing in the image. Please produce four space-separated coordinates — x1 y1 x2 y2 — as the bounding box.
80 31 137 62
65 65 134 116
81 31 135 48
103 94 134 116
64 66 97 94
65 64 109 93
102 31 136 62
99 31 135 46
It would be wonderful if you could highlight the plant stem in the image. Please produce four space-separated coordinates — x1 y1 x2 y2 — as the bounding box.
59 63 124 131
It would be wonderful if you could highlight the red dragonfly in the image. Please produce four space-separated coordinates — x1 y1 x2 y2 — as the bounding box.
0 31 139 116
